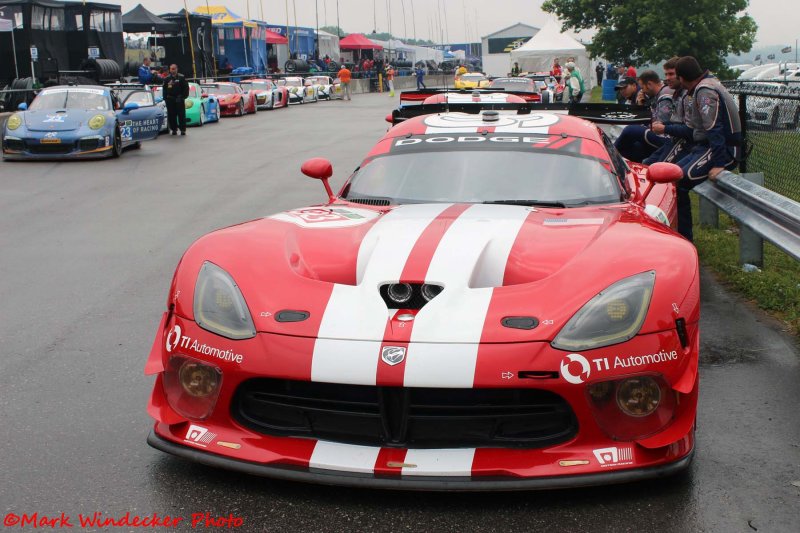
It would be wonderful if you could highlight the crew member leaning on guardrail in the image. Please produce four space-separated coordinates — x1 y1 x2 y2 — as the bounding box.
671 56 742 242
647 57 692 166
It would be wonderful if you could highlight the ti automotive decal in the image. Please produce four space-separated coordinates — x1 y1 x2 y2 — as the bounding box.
271 207 381 228
560 350 680 384
165 324 245 363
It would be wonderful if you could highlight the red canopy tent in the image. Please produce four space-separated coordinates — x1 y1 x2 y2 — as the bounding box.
339 33 383 50
265 30 288 45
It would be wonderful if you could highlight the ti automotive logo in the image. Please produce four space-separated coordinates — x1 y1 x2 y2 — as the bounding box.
165 324 245 363
560 350 680 384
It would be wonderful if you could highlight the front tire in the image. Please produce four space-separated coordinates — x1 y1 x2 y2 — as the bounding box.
111 126 122 158
198 106 205 127
238 101 244 116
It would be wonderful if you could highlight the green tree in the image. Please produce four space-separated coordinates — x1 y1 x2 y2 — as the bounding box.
541 0 757 72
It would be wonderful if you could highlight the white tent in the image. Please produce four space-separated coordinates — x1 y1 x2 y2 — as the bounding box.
510 20 593 89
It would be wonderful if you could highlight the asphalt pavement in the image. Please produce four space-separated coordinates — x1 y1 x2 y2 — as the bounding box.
1 93 798 532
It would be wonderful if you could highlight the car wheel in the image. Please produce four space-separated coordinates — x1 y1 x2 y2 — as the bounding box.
214 105 220 121
541 91 551 104
111 126 122 158
199 106 205 127
791 107 800 130
238 101 244 116
771 106 780 129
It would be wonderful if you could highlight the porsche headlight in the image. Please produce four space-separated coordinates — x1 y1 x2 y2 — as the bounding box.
194 262 256 340
185 99 194 109
552 271 655 351
88 114 105 130
7 114 22 130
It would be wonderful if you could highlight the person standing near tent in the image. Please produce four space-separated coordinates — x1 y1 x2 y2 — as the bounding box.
565 61 584 103
551 58 562 81
138 57 154 85
595 62 604 85
415 65 426 90
337 64 352 101
386 65 395 97
163 64 189 136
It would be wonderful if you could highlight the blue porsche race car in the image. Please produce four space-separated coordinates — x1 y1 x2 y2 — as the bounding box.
2 85 163 160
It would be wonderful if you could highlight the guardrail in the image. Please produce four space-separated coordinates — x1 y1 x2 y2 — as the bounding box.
695 171 800 265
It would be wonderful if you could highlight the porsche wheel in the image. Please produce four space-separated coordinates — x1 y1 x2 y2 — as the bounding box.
238 101 244 116
213 105 220 121
198 107 205 127
111 126 122 158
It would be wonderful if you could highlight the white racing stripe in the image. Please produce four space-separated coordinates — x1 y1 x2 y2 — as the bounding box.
309 441 382 474
404 204 530 386
312 204 453 383
402 448 476 477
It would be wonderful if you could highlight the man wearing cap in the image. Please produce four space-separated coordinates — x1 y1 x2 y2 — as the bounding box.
615 76 641 105
565 62 584 103
670 56 741 241
614 70 674 162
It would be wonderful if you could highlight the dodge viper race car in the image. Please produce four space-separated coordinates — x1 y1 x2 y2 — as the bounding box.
146 105 699 490
201 82 256 116
454 73 491 90
306 75 343 100
239 79 289 110
284 77 319 104
3 85 162 160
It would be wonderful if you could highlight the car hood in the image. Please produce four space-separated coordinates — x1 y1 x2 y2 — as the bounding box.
216 94 239 103
173 202 698 343
23 110 93 132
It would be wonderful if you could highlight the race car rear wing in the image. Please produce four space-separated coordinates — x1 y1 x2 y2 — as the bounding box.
390 99 652 127
399 88 535 103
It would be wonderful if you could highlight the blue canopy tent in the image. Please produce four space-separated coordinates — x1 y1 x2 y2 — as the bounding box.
194 5 263 74
266 24 315 60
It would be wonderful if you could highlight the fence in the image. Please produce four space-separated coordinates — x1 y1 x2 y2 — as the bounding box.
724 81 800 202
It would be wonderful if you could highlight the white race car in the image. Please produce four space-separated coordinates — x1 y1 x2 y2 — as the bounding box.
305 75 343 100
283 77 319 104
743 82 800 130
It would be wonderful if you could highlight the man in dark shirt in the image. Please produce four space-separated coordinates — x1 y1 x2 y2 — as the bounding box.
162 64 190 136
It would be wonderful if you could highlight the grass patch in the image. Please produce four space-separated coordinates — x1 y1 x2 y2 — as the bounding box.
691 193 800 334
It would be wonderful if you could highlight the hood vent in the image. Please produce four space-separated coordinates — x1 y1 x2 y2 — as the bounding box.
379 283 443 310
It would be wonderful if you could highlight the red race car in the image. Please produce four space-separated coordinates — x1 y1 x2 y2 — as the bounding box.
146 107 698 490
201 82 256 116
238 79 289 110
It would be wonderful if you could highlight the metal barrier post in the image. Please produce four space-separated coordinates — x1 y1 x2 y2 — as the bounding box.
699 196 719 228
738 93 748 173
739 172 765 267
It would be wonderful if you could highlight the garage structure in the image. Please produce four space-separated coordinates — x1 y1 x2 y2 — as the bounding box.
480 22 539 77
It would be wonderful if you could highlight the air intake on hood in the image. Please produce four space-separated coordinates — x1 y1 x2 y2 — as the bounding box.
379 283 443 310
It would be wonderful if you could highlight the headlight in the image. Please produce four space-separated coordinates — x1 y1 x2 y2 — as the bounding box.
88 114 105 130
185 99 194 109
552 271 655 351
6 114 22 130
193 262 256 340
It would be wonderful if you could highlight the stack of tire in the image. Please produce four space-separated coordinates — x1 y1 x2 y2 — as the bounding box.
80 58 122 84
2 77 35 111
393 60 412 69
284 59 310 73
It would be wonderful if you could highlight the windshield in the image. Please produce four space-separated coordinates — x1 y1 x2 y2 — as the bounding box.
284 78 303 87
30 88 110 111
240 82 269 90
308 77 328 84
490 80 536 92
122 91 153 106
462 74 486 81
206 85 237 95
188 85 200 98
342 148 621 206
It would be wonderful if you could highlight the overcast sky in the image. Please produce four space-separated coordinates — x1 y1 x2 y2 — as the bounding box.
115 0 796 46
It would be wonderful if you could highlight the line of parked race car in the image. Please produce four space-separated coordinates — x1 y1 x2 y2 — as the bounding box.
453 71 566 103
1 75 345 161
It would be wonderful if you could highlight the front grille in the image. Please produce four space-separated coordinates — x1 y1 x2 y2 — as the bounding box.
25 142 73 154
78 138 102 151
4 138 24 151
234 379 577 449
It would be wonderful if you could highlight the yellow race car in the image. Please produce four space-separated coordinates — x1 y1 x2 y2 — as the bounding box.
454 72 491 90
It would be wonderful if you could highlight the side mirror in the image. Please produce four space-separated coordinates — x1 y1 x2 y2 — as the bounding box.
154 97 163 104
201 93 208 98
301 158 335 202
18 102 28 110
122 102 139 113
385 113 394 124
641 162 683 202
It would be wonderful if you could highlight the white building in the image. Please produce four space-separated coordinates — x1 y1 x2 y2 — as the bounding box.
481 23 540 77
